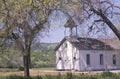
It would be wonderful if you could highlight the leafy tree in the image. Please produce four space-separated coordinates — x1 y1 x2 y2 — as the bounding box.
0 0 60 77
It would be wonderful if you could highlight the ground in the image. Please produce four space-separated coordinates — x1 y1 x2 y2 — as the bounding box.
0 68 120 76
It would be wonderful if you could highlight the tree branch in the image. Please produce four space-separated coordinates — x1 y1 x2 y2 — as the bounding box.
91 8 120 40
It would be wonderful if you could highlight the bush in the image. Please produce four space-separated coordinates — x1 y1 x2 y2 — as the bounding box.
0 76 6 79
6 75 33 79
56 73 62 79
6 75 25 79
18 66 24 71
99 71 120 79
32 76 42 79
66 73 73 79
101 71 115 77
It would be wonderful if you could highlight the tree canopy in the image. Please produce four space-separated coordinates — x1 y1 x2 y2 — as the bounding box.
0 0 60 77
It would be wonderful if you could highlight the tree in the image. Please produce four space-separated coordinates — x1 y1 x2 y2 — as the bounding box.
0 0 60 77
59 0 120 40
82 0 120 39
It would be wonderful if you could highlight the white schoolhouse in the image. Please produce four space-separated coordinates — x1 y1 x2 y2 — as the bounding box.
55 18 120 71
55 36 120 71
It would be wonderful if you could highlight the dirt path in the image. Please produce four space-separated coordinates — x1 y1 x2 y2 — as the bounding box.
0 70 78 76
0 70 94 76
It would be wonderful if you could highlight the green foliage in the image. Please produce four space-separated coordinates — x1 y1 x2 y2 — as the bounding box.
0 48 23 68
101 71 115 77
0 76 6 79
6 75 25 79
100 71 120 79
30 43 56 68
18 66 24 71
32 76 42 79
6 75 32 79
0 68 17 72
66 73 73 79
0 43 56 68
31 49 55 68
5 72 120 79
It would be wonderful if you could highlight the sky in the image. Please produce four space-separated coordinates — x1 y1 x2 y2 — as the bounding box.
39 0 120 43
40 26 65 43
39 11 116 43
39 11 67 43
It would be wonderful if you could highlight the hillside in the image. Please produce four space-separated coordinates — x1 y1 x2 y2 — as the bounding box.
31 42 58 51
0 43 58 68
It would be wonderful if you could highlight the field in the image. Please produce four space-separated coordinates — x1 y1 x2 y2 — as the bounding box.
0 68 82 76
0 67 120 76
0 70 120 79
0 67 56 76
0 67 102 76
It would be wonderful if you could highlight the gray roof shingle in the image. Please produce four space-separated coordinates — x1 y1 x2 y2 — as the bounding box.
69 37 113 50
55 36 114 51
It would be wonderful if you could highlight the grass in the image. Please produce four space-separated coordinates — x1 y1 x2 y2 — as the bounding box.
0 68 18 72
0 72 120 79
0 67 54 72
0 76 6 79
32 67 55 70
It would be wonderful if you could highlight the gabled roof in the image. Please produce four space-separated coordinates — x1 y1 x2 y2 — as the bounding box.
55 36 114 51
64 18 76 28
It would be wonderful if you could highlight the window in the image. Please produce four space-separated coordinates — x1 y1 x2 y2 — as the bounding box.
65 43 67 47
86 54 90 65
59 57 62 60
100 54 104 65
73 57 76 60
113 55 116 65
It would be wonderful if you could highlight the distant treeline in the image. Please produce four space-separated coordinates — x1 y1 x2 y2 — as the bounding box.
0 43 57 68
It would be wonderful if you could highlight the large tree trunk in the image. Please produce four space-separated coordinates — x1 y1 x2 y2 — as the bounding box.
28 52 31 68
23 37 32 77
91 8 120 40
23 46 31 77
23 53 30 77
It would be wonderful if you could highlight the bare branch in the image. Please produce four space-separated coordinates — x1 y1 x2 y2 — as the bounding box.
101 0 120 9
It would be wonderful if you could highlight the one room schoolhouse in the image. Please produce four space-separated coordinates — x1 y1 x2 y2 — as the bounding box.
55 18 120 71
55 36 120 71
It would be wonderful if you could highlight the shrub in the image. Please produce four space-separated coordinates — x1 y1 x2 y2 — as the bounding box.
101 71 116 77
66 73 73 79
18 66 24 71
100 71 120 79
0 76 6 79
56 73 62 79
6 75 24 79
6 75 32 79
78 75 97 79
32 76 42 79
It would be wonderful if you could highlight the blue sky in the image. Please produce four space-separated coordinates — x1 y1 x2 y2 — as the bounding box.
39 12 117 43
39 1 120 43
40 27 65 43
40 11 67 43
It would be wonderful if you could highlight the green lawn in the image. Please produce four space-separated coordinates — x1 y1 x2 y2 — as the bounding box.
31 67 55 70
0 72 120 79
0 76 6 79
0 67 55 71
0 68 18 72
